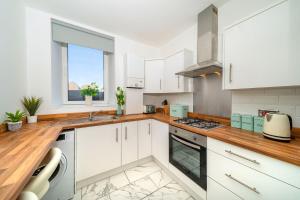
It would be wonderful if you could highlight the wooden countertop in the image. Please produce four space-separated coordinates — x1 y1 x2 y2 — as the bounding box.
1 113 300 200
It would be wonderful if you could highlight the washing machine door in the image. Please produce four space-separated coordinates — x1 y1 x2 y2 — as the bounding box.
49 153 67 188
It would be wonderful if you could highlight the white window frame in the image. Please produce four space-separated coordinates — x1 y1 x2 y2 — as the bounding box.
62 44 109 105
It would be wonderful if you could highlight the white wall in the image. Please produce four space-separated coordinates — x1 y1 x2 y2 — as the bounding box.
160 24 198 64
26 7 160 114
0 0 27 122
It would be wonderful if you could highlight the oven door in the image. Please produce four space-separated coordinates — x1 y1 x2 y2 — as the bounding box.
169 133 207 190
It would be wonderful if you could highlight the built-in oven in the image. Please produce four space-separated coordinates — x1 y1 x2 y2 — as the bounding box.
169 125 207 191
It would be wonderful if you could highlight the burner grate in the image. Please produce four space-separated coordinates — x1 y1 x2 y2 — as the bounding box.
174 117 221 130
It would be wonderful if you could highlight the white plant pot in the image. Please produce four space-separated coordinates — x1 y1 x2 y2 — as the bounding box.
7 121 23 132
27 116 37 123
85 95 93 106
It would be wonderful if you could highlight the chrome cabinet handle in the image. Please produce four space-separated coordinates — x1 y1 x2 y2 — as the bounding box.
116 128 118 142
225 173 260 194
148 123 151 135
177 76 180 88
125 126 128 140
229 63 232 83
160 79 162 90
225 150 260 165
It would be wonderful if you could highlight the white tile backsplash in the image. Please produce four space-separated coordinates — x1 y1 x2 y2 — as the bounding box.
265 88 296 96
279 96 300 106
232 87 300 128
296 106 300 117
252 96 279 105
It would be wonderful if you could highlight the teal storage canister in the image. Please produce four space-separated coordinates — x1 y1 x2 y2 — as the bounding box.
241 115 254 131
231 113 241 128
254 116 264 133
170 104 189 118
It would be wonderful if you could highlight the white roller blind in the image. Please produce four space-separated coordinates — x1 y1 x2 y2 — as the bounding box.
51 19 114 53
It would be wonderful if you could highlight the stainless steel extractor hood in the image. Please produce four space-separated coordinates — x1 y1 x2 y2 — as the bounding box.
176 5 222 78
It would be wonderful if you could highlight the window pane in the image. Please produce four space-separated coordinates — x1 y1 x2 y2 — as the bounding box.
67 44 104 101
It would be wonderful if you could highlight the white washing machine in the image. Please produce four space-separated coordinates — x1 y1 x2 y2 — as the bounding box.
43 129 75 200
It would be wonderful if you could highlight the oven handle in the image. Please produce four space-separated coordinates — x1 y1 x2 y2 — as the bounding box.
171 134 201 150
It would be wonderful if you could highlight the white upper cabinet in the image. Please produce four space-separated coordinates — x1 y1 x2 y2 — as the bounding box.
122 121 138 165
223 0 300 89
138 120 152 159
124 53 145 88
144 59 165 93
164 49 193 93
76 123 122 181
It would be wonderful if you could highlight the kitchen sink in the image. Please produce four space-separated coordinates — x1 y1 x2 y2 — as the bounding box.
88 115 119 121
64 115 119 125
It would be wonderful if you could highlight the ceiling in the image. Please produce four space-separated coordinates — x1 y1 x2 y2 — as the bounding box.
24 0 228 47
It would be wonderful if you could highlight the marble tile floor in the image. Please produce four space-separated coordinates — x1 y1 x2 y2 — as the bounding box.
73 161 195 200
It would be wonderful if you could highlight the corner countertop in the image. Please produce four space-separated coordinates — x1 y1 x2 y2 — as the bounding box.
1 113 300 200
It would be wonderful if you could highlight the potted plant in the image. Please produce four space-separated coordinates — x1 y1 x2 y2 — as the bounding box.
80 82 99 105
21 96 42 123
5 110 26 131
116 86 125 115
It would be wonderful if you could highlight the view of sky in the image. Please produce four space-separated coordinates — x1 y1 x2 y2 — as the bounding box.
68 44 104 89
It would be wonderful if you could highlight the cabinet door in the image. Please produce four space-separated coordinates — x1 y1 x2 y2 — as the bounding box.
138 120 152 159
223 0 299 89
125 53 144 79
122 121 138 165
164 50 193 93
152 120 169 168
207 177 241 200
144 59 164 93
76 124 121 181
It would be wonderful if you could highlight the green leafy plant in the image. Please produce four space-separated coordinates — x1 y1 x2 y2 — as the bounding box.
21 96 42 116
116 86 125 106
6 110 25 123
80 82 99 97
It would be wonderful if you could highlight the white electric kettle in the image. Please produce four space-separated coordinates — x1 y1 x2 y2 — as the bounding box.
263 113 292 141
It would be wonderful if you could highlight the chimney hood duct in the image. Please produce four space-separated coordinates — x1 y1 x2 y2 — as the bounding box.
176 5 222 78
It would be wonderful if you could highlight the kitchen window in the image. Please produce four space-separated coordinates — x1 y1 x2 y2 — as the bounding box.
51 19 114 105
62 44 109 104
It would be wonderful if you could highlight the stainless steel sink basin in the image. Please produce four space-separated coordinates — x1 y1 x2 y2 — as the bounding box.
89 115 119 121
64 115 119 125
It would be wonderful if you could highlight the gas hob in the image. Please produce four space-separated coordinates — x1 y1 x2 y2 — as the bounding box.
174 117 221 130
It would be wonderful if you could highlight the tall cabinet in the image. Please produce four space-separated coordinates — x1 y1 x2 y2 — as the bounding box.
223 0 300 89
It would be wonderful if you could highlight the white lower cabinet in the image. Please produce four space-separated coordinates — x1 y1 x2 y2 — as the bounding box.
208 150 300 200
138 120 152 159
76 123 122 181
122 121 138 165
151 120 169 168
207 177 241 200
